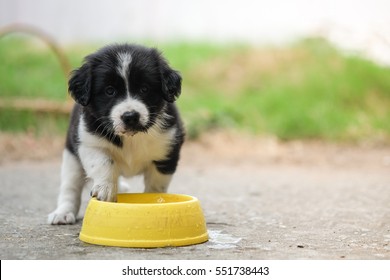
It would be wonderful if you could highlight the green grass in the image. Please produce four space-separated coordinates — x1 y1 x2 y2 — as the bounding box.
175 38 390 141
0 108 69 135
1 36 390 141
0 36 68 100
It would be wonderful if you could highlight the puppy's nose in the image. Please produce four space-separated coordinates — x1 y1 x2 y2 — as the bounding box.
121 111 140 126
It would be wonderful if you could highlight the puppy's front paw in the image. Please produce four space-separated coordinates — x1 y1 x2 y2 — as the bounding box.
91 183 117 202
48 210 76 225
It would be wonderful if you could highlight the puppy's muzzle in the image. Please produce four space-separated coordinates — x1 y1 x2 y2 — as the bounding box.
110 99 149 136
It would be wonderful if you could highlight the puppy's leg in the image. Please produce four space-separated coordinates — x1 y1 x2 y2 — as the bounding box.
144 164 172 193
79 146 119 202
48 149 85 225
145 140 182 193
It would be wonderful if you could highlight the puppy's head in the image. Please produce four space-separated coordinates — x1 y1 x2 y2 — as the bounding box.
68 44 181 136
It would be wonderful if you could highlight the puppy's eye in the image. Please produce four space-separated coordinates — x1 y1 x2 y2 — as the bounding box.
140 85 149 94
105 86 116 96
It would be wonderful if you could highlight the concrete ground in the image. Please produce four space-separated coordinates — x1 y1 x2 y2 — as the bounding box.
0 133 389 259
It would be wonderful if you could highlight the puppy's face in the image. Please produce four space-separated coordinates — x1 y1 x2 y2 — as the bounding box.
68 44 181 136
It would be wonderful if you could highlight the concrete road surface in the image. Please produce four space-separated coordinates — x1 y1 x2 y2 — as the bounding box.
0 137 389 259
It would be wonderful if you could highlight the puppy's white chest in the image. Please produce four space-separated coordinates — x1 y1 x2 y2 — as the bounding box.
112 129 175 177
78 117 176 178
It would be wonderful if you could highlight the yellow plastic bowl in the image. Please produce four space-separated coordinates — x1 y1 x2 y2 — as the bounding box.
79 193 208 248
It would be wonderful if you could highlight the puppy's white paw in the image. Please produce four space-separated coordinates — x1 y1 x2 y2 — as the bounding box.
48 211 76 225
91 183 117 202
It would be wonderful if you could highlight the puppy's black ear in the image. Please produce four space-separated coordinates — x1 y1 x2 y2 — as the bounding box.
160 60 182 103
68 63 91 106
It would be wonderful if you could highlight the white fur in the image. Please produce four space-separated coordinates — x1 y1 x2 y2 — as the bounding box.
47 150 85 224
110 97 149 135
116 52 132 92
79 116 176 196
113 51 150 135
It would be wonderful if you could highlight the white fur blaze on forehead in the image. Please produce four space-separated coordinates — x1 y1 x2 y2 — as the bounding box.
116 52 132 81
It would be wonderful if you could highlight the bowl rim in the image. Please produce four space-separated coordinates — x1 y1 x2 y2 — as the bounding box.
90 193 199 206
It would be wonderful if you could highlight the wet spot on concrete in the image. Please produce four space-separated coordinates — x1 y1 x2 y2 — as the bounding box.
207 230 242 249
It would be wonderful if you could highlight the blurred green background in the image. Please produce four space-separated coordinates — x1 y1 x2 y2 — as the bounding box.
1 35 390 142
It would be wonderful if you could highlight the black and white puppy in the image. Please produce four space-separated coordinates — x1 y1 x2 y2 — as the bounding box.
48 44 184 225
